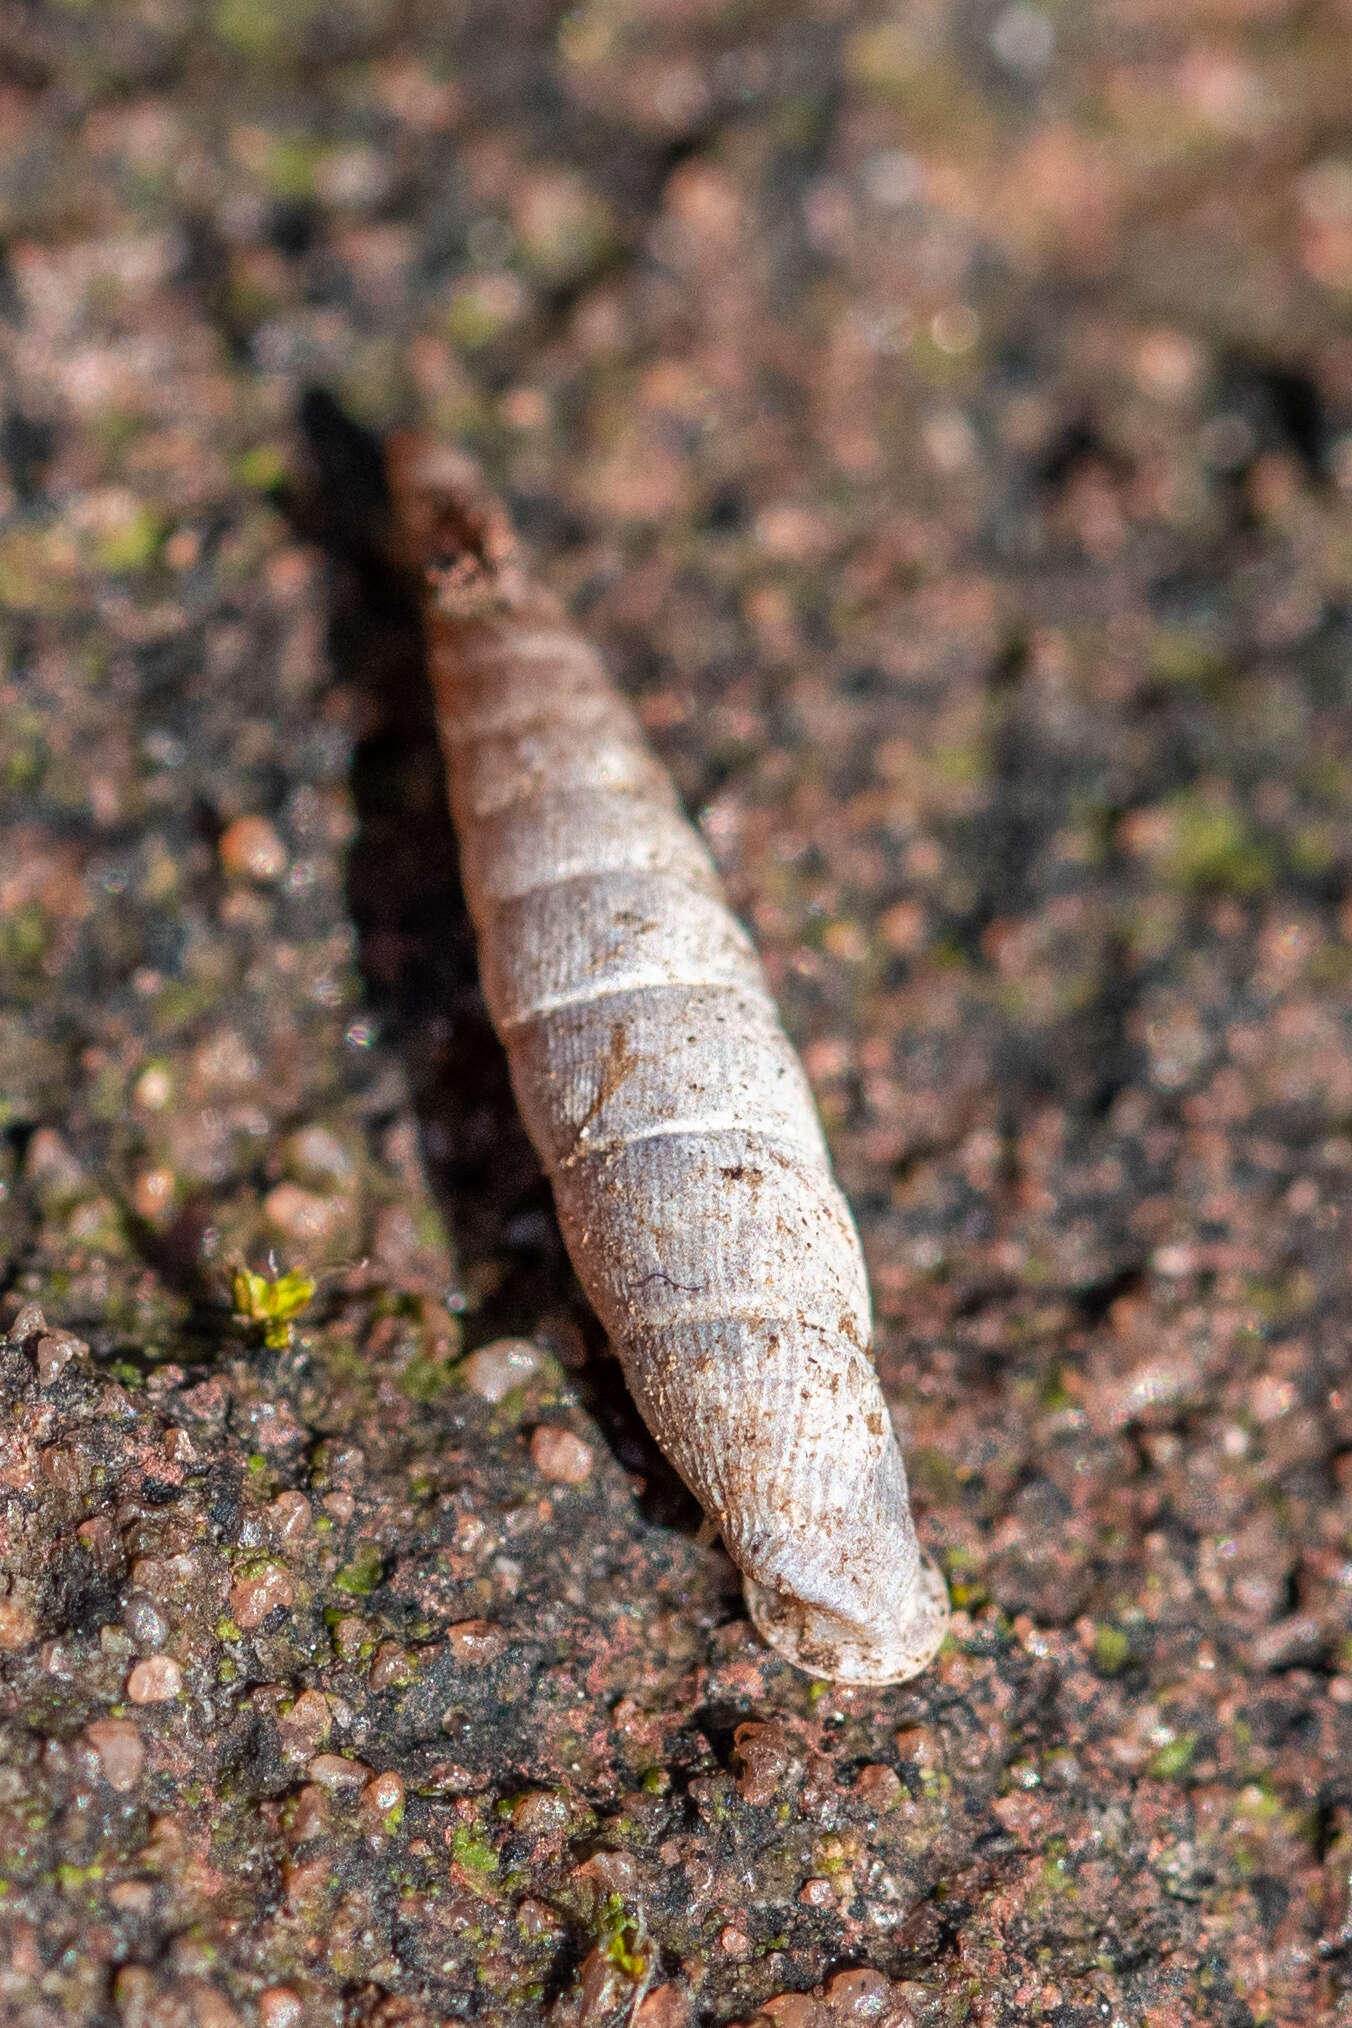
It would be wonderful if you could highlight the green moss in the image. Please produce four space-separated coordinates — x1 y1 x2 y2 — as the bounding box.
931 739 987 786
947 1572 989 1612
1147 1732 1198 1781
334 1544 384 1597
1093 1625 1131 1674
1147 628 1235 697
515 176 614 285
1 904 49 973
96 504 165 574
599 1894 647 1979
56 1861 104 1890
214 0 322 62
401 1354 457 1403
234 444 289 492
451 1824 498 1877
0 526 79 615
445 274 526 350
2 714 49 792
1159 795 1274 896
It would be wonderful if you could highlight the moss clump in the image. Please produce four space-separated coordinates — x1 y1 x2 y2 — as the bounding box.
599 1895 647 1980
1147 628 1235 697
1093 1624 1131 1674
451 1824 498 1877
1159 795 1274 896
234 444 289 491
1147 1733 1198 1781
333 1544 383 1597
213 0 322 62
95 504 164 575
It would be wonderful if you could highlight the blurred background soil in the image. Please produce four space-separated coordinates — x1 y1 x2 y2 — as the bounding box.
1 1 1352 2023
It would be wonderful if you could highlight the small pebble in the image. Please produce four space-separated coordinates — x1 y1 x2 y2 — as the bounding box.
530 1425 593 1485
306 1752 373 1791
759 1998 822 2028
122 1593 170 1653
515 1896 562 1938
229 1564 294 1629
131 1166 176 1223
462 1338 540 1402
263 1181 345 1245
572 1848 640 1902
257 1989 303 2028
853 1763 903 1811
798 1877 835 1908
0 1601 37 1651
268 1490 312 1543
284 1123 353 1188
288 1785 327 1843
824 1968 892 2019
113 1968 158 2018
219 814 288 883
194 1989 243 2028
108 1880 155 1916
513 1789 570 1837
8 1301 47 1342
330 1615 370 1662
84 1718 145 1792
35 1329 85 1384
278 1689 332 1757
368 1640 413 1691
126 1655 183 1703
24 1128 85 1205
445 1618 507 1666
79 1516 121 1571
283 1853 330 1910
39 1443 84 1492
133 1065 173 1110
634 1987 691 2027
733 1719 792 1805
360 1770 404 1815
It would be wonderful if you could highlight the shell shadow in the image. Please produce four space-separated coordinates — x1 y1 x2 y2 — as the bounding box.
285 388 702 1535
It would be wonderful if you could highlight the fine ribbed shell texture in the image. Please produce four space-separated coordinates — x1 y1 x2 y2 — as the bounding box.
389 437 949 1685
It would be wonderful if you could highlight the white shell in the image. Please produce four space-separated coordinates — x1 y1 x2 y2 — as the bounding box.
391 439 949 1685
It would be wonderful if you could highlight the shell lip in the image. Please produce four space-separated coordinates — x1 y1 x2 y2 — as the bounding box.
744 1552 950 1687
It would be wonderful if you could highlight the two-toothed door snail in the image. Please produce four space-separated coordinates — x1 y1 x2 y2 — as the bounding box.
388 436 949 1686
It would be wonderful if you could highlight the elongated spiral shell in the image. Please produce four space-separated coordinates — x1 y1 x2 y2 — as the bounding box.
389 437 949 1685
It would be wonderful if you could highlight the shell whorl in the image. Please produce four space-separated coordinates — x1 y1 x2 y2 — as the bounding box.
389 435 949 1686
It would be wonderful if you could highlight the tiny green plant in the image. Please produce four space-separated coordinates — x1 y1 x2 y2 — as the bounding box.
599 1894 648 1982
231 1262 316 1349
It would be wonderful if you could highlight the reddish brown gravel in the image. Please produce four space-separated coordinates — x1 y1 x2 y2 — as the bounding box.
1 3 1351 2025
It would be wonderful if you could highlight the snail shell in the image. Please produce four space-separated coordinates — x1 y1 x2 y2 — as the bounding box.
388 437 948 1686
